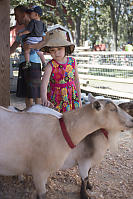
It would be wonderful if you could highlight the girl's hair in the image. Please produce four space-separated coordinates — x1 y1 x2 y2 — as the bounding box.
65 46 73 55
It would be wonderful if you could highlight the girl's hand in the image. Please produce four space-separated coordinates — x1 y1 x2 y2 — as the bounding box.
41 98 54 108
40 63 53 107
47 101 54 108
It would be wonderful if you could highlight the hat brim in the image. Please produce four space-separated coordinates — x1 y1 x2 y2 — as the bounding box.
40 39 75 54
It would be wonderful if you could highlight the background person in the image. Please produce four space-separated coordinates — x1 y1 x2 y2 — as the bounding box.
124 42 133 52
18 6 47 70
41 29 82 113
10 5 44 108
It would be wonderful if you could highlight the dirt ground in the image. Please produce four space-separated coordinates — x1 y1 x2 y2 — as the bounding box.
0 94 133 199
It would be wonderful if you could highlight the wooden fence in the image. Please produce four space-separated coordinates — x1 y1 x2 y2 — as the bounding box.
10 48 133 100
73 49 133 99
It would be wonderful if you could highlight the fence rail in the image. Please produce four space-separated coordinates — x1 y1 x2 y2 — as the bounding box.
74 49 133 99
10 49 133 99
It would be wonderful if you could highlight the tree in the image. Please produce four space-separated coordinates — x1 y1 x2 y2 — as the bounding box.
102 0 122 50
120 0 133 44
10 0 133 50
63 0 90 46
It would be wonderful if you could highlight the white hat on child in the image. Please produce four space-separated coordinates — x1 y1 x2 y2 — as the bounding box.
40 29 75 54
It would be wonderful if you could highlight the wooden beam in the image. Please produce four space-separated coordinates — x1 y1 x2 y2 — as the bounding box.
0 0 10 106
80 85 133 99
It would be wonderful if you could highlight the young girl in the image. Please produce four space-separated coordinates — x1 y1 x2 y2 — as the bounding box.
41 29 82 113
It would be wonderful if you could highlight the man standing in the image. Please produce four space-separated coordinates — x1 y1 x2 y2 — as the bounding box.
10 5 44 108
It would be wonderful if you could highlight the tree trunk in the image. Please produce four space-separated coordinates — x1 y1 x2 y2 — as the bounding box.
75 15 81 46
109 1 120 51
84 20 88 41
114 25 118 51
0 0 10 106
56 6 67 27
111 21 118 51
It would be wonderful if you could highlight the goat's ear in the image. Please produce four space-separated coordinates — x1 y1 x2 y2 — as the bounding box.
88 93 95 103
107 101 118 112
92 101 102 111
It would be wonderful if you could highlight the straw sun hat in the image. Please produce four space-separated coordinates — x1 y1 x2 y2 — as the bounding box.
40 29 75 54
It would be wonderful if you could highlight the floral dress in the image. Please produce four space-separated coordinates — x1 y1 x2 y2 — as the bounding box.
47 57 80 113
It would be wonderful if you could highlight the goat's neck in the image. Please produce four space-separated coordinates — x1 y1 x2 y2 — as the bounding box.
63 105 100 145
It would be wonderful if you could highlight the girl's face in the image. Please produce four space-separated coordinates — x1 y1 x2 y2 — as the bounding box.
49 47 65 62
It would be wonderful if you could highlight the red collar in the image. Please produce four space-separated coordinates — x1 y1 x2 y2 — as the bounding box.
59 117 76 149
59 118 108 148
101 128 108 139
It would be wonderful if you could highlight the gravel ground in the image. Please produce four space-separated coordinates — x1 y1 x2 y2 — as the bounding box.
0 94 132 199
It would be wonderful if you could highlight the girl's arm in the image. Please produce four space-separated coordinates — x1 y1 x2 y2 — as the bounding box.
74 61 82 107
41 63 54 107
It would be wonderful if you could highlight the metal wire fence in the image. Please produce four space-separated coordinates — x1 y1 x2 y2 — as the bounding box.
10 49 133 99
73 50 133 100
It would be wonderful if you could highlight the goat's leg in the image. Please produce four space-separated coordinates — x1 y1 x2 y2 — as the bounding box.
78 159 91 199
32 171 48 199
80 178 91 199
36 193 46 199
86 168 92 190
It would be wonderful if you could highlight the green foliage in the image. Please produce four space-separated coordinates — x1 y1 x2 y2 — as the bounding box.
10 0 133 49
10 0 28 7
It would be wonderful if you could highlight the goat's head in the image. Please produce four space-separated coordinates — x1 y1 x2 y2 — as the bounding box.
118 102 133 138
89 96 133 132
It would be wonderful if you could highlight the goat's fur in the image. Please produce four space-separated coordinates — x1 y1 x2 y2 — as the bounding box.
24 100 133 199
3 96 133 199
26 98 133 199
62 98 133 199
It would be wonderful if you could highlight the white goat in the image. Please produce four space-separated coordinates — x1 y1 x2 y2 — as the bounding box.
24 97 133 199
2 97 133 199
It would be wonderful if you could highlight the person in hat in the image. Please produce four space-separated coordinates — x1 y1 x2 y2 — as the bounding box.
18 5 47 69
41 29 82 112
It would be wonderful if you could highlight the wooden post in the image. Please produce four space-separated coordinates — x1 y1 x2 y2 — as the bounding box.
0 0 10 106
